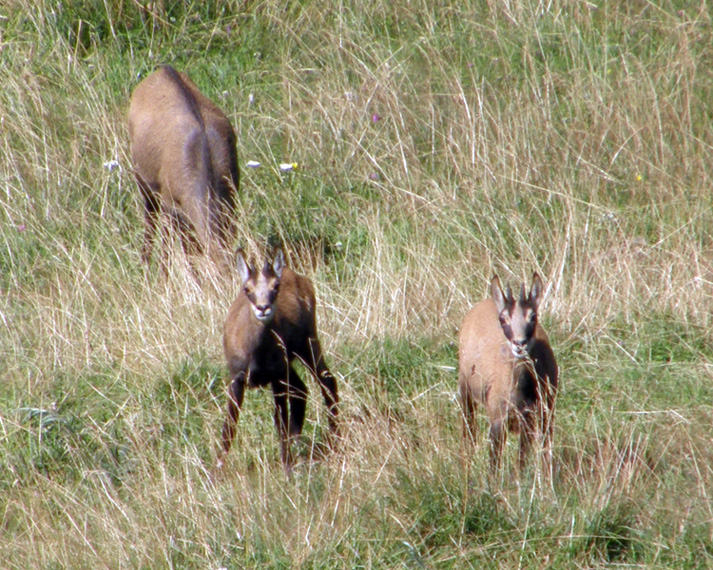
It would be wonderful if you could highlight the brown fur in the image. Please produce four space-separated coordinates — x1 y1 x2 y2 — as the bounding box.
128 65 239 269
458 274 558 471
220 249 339 473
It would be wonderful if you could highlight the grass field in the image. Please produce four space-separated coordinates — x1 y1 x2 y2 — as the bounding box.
1 1 713 568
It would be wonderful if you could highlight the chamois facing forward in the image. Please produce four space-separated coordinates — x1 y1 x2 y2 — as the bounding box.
128 65 239 270
458 273 558 472
220 249 339 472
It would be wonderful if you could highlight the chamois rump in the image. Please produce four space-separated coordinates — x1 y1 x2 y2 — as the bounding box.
128 65 239 269
458 273 558 471
219 249 339 472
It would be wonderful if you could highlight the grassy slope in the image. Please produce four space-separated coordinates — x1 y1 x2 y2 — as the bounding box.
1 0 712 568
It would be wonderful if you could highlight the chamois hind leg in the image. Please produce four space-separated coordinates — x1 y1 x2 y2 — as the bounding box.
303 338 339 438
218 370 246 466
178 197 210 260
138 178 161 268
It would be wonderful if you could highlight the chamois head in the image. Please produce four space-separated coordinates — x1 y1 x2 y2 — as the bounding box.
491 273 543 359
236 249 285 323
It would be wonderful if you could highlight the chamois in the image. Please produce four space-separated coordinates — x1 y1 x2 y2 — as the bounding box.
128 65 239 269
458 273 558 471
219 249 339 472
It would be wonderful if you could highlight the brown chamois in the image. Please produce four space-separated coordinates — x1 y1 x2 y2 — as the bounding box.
458 273 558 472
128 65 239 270
219 248 339 472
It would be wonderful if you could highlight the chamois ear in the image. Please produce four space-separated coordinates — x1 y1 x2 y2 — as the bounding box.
235 249 251 286
491 275 507 314
529 273 543 310
272 248 285 279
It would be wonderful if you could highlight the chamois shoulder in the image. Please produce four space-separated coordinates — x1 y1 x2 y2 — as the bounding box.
459 298 506 349
269 268 315 328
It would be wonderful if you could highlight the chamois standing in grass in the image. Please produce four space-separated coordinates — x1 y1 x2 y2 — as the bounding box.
128 65 239 270
219 248 339 472
458 273 558 472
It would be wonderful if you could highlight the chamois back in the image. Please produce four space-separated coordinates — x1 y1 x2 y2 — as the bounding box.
128 65 239 269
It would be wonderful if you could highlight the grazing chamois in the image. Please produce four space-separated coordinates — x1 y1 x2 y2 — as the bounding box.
128 65 239 269
219 249 339 472
458 273 558 472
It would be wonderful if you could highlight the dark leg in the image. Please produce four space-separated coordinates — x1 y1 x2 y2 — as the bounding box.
287 366 309 440
534 351 558 473
460 383 478 448
489 419 506 473
272 380 292 472
304 338 339 437
518 411 536 472
219 371 246 461
540 392 556 475
138 179 161 267
178 219 203 259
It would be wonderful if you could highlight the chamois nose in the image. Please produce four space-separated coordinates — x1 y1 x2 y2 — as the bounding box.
511 340 527 358
254 304 273 321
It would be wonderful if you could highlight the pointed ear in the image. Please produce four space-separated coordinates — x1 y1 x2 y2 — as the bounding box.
272 248 285 278
491 275 507 314
530 273 543 310
235 249 251 285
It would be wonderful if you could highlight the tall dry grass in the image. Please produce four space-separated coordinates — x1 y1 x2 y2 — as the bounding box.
1 1 712 568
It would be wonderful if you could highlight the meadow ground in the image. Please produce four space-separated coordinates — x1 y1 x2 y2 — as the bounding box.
1 1 712 568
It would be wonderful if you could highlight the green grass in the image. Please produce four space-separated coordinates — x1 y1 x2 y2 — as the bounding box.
1 0 713 567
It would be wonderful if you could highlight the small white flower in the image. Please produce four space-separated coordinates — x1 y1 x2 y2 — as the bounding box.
246 160 261 168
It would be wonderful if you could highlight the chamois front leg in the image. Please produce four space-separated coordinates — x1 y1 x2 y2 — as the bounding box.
459 382 478 448
218 370 246 467
518 410 537 472
272 379 293 473
489 419 506 474
539 384 557 475
287 366 308 441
